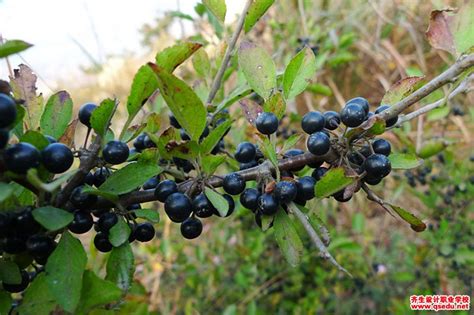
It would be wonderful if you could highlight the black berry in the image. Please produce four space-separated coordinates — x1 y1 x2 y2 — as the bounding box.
78 103 97 128
312 166 328 181
255 112 278 135
143 177 160 190
169 114 181 129
164 192 192 223
301 111 325 134
180 217 203 239
2 270 29 293
240 188 261 212
134 222 155 242
0 128 9 149
93 167 111 187
94 232 113 252
98 212 118 232
70 185 98 209
133 133 147 152
235 142 256 163
258 194 279 215
347 97 369 115
223 173 246 195
363 154 391 179
372 139 391 156
295 176 316 201
0 93 17 128
274 181 297 204
15 208 40 234
323 111 340 130
307 132 330 156
192 193 215 218
102 140 129 165
45 135 57 144
154 180 178 202
41 143 74 174
68 211 93 234
26 235 55 256
333 189 352 202
340 103 367 127
3 142 40 174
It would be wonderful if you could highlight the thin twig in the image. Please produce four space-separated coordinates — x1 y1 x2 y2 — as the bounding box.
206 0 253 105
297 0 309 37
289 203 352 277
361 183 395 218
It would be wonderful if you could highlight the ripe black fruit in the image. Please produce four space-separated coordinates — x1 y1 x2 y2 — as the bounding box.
1 236 26 254
78 103 97 128
4 142 40 174
295 176 316 201
0 128 9 149
143 177 160 190
45 135 57 144
164 192 192 223
15 208 40 234
70 185 98 209
307 131 330 156
235 142 256 163
375 105 398 127
134 222 155 242
340 103 366 127
102 140 129 165
169 114 181 129
94 232 113 252
98 212 118 232
333 189 352 202
301 111 325 134
69 211 93 234
223 173 246 195
26 235 55 256
363 153 391 178
312 166 328 181
255 112 278 135
364 175 382 186
154 180 178 202
323 111 340 130
240 188 260 212
274 181 297 204
258 194 279 215
240 160 258 170
372 139 391 156
2 270 29 293
214 194 235 217
347 97 369 115
0 93 17 128
133 133 147 152
93 167 111 187
192 193 215 218
41 143 74 174
180 217 203 239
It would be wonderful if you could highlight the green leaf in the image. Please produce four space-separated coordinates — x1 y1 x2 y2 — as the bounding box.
200 119 231 154
149 63 207 141
427 105 450 121
263 92 286 119
306 83 332 96
45 232 87 313
145 113 161 134
156 127 178 160
202 154 226 175
0 290 12 315
260 214 274 232
99 162 161 195
91 98 116 138
426 4 474 56
216 85 252 112
238 41 276 100
258 137 278 169
203 0 226 23
134 209 160 223
0 260 21 284
19 130 49 150
0 183 14 203
76 271 122 315
283 47 317 100
417 139 448 159
273 210 304 267
389 153 423 169
40 91 73 139
15 273 57 315
121 124 146 144
381 76 425 105
126 65 159 128
281 134 302 154
387 203 427 232
106 243 135 292
244 0 275 33
109 218 131 247
314 167 356 198
32 206 74 231
0 39 32 58
204 188 229 217
156 42 203 73
82 184 118 202
192 48 211 78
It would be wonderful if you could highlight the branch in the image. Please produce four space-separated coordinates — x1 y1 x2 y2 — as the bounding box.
361 183 395 218
289 202 352 277
99 150 337 208
206 0 253 105
377 53 474 122
392 73 473 127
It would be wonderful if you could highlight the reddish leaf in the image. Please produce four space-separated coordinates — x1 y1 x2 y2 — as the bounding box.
59 119 78 148
239 99 262 127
